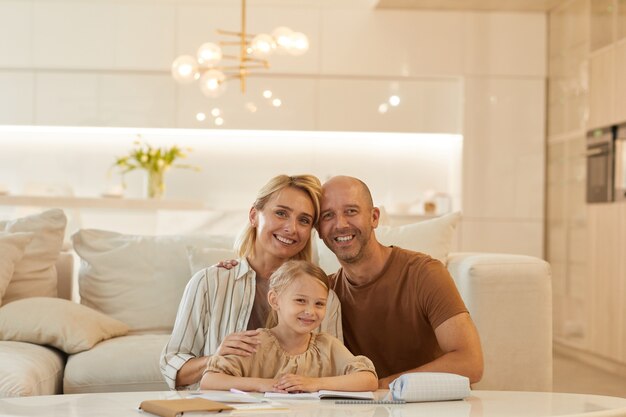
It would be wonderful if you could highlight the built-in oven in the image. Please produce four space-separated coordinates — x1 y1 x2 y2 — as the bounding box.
614 123 626 201
586 126 615 203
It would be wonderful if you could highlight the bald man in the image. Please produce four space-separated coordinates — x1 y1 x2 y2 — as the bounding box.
317 176 483 388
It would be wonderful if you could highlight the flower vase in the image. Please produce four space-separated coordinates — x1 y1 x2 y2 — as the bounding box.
145 170 165 199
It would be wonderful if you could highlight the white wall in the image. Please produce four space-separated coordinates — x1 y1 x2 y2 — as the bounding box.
0 126 462 237
0 0 547 257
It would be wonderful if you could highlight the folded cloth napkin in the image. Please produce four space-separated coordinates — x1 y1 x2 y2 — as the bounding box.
388 372 471 402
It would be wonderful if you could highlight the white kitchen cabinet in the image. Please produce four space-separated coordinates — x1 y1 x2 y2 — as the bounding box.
588 47 615 129
590 0 615 52
617 0 626 41
587 204 625 362
614 41 626 123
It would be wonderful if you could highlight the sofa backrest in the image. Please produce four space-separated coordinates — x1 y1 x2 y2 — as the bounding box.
56 252 74 301
447 252 553 392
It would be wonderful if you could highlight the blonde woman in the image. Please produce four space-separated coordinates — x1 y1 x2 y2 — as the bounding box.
200 260 376 393
160 174 342 390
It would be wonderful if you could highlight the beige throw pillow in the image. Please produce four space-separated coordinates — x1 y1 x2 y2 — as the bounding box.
316 211 461 274
0 297 130 354
72 229 235 333
187 246 238 275
0 232 34 306
0 209 67 304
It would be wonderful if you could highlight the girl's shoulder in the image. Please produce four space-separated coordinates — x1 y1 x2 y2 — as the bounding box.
311 331 344 347
256 328 283 349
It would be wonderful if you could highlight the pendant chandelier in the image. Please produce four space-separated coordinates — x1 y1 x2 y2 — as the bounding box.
171 0 309 97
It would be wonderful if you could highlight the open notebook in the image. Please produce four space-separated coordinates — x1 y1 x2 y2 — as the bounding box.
265 390 375 400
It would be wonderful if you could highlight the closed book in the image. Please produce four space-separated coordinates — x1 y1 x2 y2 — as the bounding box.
139 398 233 417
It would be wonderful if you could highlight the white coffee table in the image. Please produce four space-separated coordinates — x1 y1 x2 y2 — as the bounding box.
0 390 625 417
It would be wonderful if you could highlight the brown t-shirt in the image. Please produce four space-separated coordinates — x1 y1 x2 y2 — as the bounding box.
247 277 271 330
330 246 468 378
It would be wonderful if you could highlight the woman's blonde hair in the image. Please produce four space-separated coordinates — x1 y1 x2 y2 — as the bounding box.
265 260 329 328
234 174 322 262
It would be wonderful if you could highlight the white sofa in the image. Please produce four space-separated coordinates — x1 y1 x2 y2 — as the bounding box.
0 210 553 397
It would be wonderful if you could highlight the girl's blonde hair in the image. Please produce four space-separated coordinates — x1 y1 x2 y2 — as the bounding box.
234 174 322 262
265 260 329 328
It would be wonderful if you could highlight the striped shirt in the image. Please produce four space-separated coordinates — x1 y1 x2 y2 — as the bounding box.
159 258 343 390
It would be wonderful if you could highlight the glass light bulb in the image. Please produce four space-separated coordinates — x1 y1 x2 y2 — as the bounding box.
215 117 224 126
171 55 198 84
199 70 226 98
378 103 389 114
211 108 221 117
196 112 206 121
263 90 273 99
251 33 276 58
389 95 400 107
272 26 294 54
197 42 222 65
272 98 282 107
288 32 309 56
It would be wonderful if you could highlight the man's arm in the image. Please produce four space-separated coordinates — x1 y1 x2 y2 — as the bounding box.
377 312 483 388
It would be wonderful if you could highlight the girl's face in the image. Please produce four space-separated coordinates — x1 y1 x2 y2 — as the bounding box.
251 187 315 261
269 274 328 335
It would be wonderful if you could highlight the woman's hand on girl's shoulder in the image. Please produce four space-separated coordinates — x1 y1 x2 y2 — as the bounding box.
214 259 239 269
215 329 261 356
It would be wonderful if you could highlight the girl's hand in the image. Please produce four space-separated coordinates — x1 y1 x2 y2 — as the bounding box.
215 329 261 356
258 378 285 393
273 373 318 392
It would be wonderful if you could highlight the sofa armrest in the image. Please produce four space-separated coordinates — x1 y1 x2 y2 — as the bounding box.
447 252 552 392
56 251 74 301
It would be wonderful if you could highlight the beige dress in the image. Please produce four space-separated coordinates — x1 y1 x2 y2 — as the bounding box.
205 328 377 379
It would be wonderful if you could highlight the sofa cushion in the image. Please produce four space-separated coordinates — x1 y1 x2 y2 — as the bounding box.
0 209 67 304
0 297 129 354
0 341 65 397
316 211 461 274
63 334 170 393
72 229 234 333
0 232 33 306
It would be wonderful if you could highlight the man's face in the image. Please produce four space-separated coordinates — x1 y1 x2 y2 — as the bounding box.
318 179 377 264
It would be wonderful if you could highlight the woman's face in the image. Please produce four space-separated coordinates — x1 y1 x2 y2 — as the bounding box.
251 187 315 261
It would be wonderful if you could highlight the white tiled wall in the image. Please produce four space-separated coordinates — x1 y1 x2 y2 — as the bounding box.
0 72 34 124
32 3 117 69
35 72 100 126
0 0 32 68
0 0 547 257
320 10 465 76
176 76 319 130
460 219 545 258
317 78 462 133
463 77 546 219
464 12 547 76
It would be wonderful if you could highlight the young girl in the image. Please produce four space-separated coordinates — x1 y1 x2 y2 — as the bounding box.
200 260 378 393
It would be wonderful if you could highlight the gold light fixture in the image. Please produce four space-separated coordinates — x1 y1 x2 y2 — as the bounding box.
171 0 309 97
